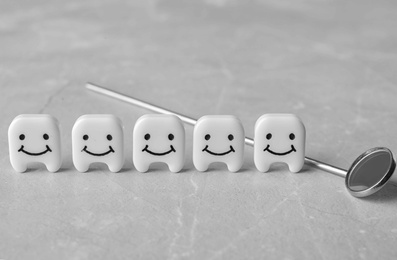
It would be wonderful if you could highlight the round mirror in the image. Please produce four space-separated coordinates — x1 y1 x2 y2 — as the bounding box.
346 148 396 197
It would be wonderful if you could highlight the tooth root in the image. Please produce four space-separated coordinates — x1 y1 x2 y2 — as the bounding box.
227 161 243 172
193 159 210 172
255 162 271 173
288 161 304 173
11 162 28 173
75 162 90 173
135 162 150 173
108 163 123 173
168 161 184 173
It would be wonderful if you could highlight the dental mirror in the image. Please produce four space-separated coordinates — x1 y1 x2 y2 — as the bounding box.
305 147 396 197
346 147 396 197
86 82 397 198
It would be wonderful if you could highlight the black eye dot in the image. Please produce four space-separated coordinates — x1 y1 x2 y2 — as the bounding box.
144 134 150 140
205 134 211 141
266 133 272 140
289 133 295 140
168 134 174 141
228 134 234 141
107 134 112 141
83 135 89 141
43 134 49 140
19 134 25 141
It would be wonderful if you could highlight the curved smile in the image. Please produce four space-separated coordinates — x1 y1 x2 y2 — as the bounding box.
263 144 296 156
82 146 114 156
142 145 176 156
202 145 235 156
18 145 52 156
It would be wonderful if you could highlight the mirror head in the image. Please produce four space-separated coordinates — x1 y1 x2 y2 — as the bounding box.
346 147 396 197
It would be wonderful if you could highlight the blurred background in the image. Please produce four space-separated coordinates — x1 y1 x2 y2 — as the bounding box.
1 0 397 259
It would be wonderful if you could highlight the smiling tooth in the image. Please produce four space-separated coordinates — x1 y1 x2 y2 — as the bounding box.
8 114 62 172
72 115 124 172
133 114 185 173
254 114 306 173
193 115 244 172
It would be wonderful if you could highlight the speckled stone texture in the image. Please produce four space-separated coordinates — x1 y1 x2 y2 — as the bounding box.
1 0 397 259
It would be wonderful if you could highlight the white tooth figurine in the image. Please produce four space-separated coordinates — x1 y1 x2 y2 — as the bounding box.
133 114 185 172
193 115 245 172
254 114 306 173
8 114 62 172
72 115 124 172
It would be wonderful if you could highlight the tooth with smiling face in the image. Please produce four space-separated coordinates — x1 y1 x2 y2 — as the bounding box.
133 114 185 172
254 114 306 173
8 114 62 172
72 115 124 172
193 115 245 172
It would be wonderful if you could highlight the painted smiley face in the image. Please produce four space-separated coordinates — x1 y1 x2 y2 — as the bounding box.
141 133 176 156
8 114 62 172
202 133 235 156
81 134 115 156
254 114 306 173
17 133 53 156
133 114 185 173
193 115 245 172
263 133 297 156
72 115 124 172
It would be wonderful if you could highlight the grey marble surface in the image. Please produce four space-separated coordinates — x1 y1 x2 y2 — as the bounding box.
1 0 397 259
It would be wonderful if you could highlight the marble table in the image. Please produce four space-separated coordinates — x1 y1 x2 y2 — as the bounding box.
1 0 397 259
